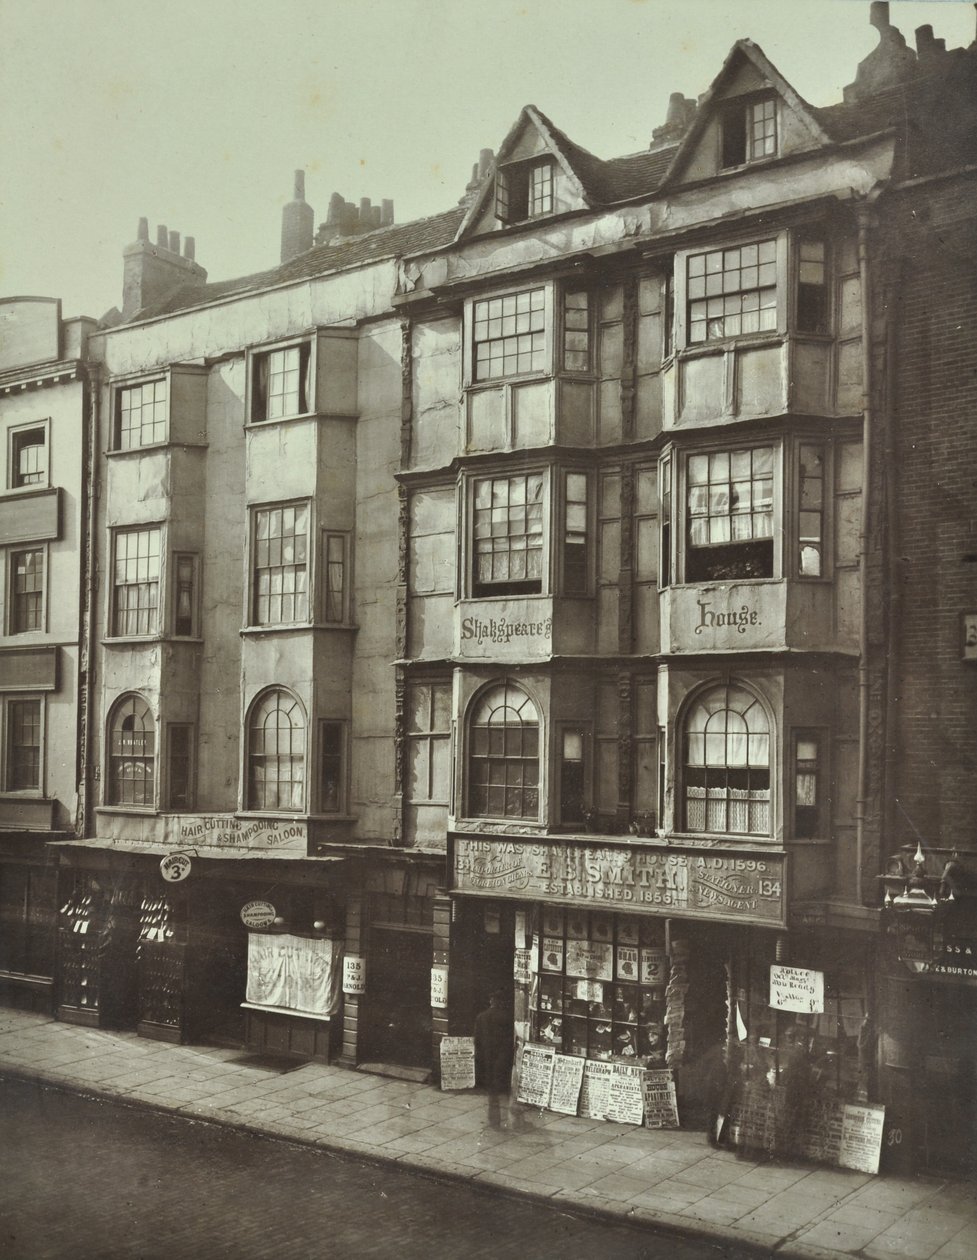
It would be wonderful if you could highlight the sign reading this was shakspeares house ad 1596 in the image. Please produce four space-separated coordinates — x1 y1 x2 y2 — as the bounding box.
451 837 786 925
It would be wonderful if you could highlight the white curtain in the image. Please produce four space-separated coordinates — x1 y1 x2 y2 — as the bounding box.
246 933 341 1015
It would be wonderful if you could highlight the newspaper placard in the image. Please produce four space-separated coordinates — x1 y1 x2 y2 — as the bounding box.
549 1054 586 1115
605 1063 645 1125
616 946 639 981
769 965 825 1013
513 947 532 986
642 1068 680 1129
565 940 613 980
517 1043 555 1107
439 1036 476 1091
640 947 668 985
839 1104 886 1174
579 1060 614 1120
541 937 564 971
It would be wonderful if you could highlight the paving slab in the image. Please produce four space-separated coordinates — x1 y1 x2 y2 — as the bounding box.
1 1007 974 1260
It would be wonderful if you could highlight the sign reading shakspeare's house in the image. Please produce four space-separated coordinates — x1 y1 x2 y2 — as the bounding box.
451 836 786 927
455 599 554 661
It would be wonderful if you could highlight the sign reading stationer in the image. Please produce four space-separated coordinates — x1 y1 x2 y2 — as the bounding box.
451 836 786 926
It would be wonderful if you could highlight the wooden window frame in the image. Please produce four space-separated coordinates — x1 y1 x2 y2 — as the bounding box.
171 552 200 637
8 421 50 489
7 545 46 635
318 719 347 815
247 338 315 424
250 501 311 627
1 695 44 795
111 525 162 638
165 722 196 811
114 378 168 451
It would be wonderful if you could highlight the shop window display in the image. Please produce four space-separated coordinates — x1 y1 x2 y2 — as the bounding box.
530 909 668 1065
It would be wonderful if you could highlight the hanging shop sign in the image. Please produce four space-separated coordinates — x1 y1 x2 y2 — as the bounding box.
439 1037 476 1091
451 836 786 926
769 965 825 1014
894 919 936 974
430 965 449 1009
342 954 366 995
240 900 277 929
159 852 192 883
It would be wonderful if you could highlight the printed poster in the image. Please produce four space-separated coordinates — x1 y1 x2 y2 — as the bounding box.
549 1054 585 1115
769 965 825 1013
640 947 668 985
605 1063 645 1126
517 1044 555 1108
642 1068 680 1129
513 947 532 986
579 1061 614 1120
616 946 639 981
839 1104 886 1174
439 1037 476 1091
541 937 564 971
565 940 613 980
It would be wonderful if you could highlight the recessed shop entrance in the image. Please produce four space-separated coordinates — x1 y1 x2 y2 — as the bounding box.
360 925 432 1069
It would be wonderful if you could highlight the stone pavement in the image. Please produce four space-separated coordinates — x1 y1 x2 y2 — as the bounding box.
0 1009 973 1260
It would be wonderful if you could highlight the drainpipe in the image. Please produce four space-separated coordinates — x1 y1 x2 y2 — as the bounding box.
855 198 877 906
76 360 100 841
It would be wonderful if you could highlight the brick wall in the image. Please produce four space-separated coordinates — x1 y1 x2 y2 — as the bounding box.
886 174 977 853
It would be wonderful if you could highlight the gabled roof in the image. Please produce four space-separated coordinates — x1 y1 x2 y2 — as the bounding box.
454 105 596 241
454 103 680 243
129 206 466 322
660 39 832 188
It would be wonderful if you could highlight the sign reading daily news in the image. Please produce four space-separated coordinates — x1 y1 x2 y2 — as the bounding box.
769 965 825 1014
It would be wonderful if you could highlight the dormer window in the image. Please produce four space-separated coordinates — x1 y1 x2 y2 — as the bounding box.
721 95 778 168
495 159 554 225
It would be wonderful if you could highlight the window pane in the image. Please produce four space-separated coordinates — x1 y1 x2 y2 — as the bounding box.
687 239 778 342
473 288 546 381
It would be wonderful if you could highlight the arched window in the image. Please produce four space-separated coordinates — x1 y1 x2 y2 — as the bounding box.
468 683 539 820
684 684 770 835
108 694 155 807
248 689 305 811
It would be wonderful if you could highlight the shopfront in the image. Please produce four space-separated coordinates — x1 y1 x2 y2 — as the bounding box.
52 837 348 1061
448 832 788 1118
879 898 977 1175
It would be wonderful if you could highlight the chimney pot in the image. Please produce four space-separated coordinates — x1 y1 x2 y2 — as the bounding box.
359 197 372 221
870 1 890 31
478 148 494 178
169 230 180 254
156 225 168 248
138 217 150 243
369 206 382 229
183 236 195 261
381 198 394 226
326 192 345 226
294 169 306 200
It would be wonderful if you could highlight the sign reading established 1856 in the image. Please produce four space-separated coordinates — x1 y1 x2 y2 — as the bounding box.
451 836 786 926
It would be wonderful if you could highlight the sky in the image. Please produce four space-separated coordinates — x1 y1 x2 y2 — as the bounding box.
0 0 973 320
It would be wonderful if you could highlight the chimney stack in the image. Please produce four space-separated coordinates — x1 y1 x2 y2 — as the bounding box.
122 218 207 320
651 92 697 147
844 0 917 101
280 168 315 263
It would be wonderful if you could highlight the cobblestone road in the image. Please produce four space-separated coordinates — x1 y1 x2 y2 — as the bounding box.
0 1078 750 1260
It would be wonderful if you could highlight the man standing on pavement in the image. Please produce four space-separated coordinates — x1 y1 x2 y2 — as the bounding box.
474 988 514 1129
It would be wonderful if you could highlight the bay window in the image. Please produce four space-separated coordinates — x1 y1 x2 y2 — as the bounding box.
686 446 774 582
473 289 546 381
468 682 540 821
687 240 778 344
112 527 161 636
252 503 309 625
250 342 313 422
468 467 591 598
684 684 770 836
108 694 155 807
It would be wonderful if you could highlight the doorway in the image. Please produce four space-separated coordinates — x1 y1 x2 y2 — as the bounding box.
359 925 432 1069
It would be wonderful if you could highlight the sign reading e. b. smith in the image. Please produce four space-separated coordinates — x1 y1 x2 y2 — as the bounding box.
451 836 786 926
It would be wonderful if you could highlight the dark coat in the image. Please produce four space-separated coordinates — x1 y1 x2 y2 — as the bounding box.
474 1005 513 1091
